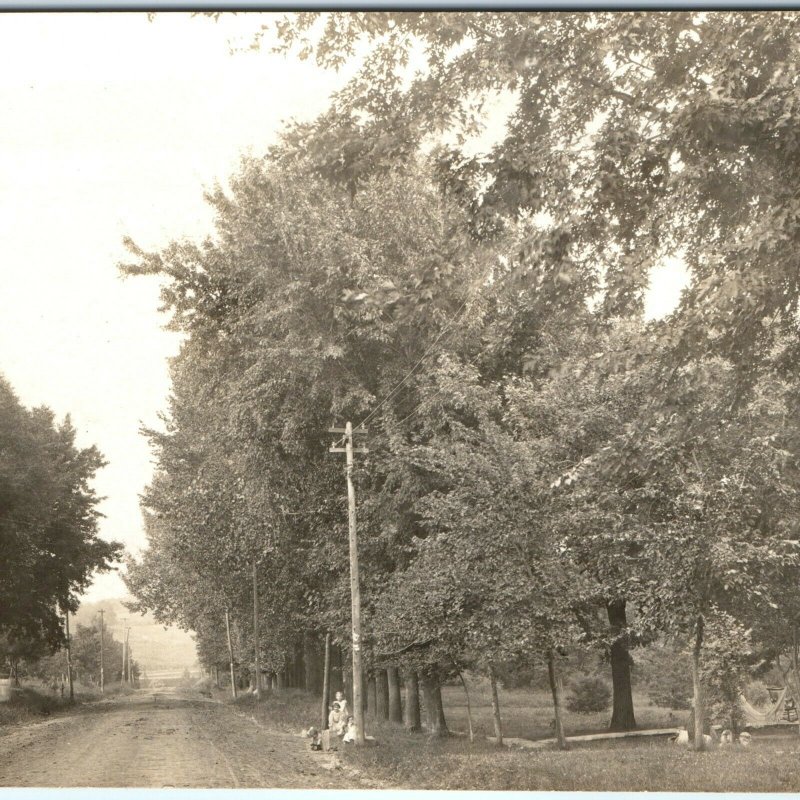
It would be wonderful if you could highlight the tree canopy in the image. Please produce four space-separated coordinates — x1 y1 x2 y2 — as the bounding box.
0 376 121 656
123 11 800 751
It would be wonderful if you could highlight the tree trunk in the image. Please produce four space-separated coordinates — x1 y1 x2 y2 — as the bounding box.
489 664 504 747
367 673 377 718
420 668 448 737
404 671 421 731
331 645 343 695
547 651 568 750
342 659 353 712
252 560 261 699
457 669 474 742
295 638 305 689
607 599 637 731
376 669 390 719
387 666 402 723
303 633 316 694
65 611 74 702
224 608 237 700
277 670 286 691
214 665 220 689
691 615 706 752
790 626 800 737
321 633 331 730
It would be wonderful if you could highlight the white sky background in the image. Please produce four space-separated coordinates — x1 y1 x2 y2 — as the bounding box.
0 12 356 601
0 12 689 604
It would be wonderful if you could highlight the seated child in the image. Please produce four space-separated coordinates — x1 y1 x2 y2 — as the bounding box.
342 716 356 744
328 701 346 736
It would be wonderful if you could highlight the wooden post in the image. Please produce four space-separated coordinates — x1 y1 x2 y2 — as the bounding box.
225 608 237 700
252 559 261 699
65 611 74 702
321 632 331 729
98 609 105 694
329 421 368 745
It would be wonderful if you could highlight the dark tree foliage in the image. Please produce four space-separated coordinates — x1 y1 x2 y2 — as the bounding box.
0 376 121 654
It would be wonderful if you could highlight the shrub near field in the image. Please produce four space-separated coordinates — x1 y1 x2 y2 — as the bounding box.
566 677 612 713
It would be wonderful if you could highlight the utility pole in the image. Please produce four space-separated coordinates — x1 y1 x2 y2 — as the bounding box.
329 421 368 745
252 559 261 699
64 610 74 702
98 609 105 694
121 618 127 683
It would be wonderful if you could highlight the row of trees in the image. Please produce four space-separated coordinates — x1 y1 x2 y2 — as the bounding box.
0 376 120 683
126 11 800 750
23 617 140 690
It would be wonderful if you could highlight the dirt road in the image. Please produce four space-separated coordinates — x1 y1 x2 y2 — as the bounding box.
0 688 370 788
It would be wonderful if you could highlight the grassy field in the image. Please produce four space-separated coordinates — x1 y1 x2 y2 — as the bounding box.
439 677 682 739
232 677 800 791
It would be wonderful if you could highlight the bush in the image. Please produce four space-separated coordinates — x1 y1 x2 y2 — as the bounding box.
641 648 692 710
0 686 66 727
494 660 538 690
742 679 772 708
566 676 611 713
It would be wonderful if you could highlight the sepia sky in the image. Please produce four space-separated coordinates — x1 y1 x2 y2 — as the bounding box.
0 12 688 603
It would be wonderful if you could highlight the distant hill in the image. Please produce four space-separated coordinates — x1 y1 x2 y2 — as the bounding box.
74 597 198 675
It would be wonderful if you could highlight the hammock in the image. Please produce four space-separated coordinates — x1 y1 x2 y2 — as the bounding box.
739 688 790 726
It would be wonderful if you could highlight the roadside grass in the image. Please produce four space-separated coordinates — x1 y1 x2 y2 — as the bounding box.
0 686 71 727
226 679 800 790
0 680 137 728
337 725 800 791
233 688 320 735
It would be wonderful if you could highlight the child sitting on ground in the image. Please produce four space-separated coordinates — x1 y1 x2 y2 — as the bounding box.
328 701 346 737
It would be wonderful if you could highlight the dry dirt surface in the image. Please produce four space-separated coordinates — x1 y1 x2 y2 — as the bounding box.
0 688 373 788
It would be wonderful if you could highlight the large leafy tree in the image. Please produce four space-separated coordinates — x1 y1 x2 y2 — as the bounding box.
122 154 494 702
266 10 800 730
0 376 120 654
275 12 800 373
